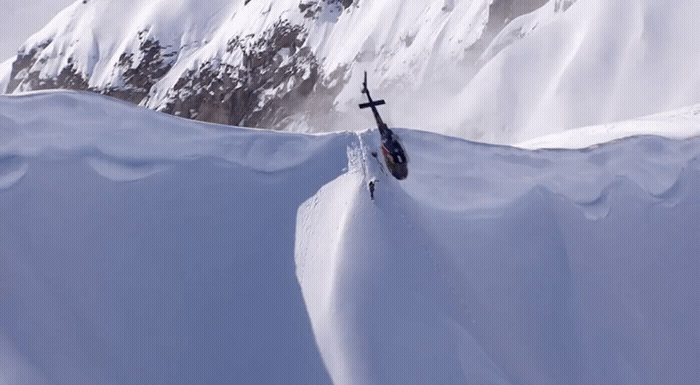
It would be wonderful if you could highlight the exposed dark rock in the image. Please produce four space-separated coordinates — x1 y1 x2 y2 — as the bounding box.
300 0 353 20
329 0 353 9
299 2 314 14
402 34 416 48
487 0 549 31
55 63 90 90
299 2 322 19
8 52 89 93
554 0 576 12
163 20 347 129
7 31 175 107
6 40 53 93
104 35 174 103
459 0 549 63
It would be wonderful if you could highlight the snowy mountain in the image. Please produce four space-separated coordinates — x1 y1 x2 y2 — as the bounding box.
0 0 572 139
3 0 700 143
442 0 700 143
2 1 700 383
0 0 529 131
1 90 699 384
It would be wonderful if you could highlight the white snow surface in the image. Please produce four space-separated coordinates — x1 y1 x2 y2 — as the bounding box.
518 104 700 149
444 0 700 143
0 58 11 94
1 90 699 384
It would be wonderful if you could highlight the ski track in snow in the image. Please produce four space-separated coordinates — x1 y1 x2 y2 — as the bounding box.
0 91 699 384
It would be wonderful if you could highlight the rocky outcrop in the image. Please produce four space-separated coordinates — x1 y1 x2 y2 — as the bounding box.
7 33 176 105
105 34 177 104
161 21 343 128
6 40 56 93
299 0 354 19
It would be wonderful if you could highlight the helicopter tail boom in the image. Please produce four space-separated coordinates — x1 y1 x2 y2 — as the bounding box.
362 71 368 94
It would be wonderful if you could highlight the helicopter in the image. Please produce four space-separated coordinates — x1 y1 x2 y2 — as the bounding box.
359 71 408 180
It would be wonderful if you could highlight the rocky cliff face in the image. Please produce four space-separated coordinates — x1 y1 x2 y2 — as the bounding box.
3 0 552 131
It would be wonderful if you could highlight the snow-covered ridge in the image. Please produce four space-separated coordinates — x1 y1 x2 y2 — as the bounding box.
1 90 699 384
0 90 351 173
517 104 700 149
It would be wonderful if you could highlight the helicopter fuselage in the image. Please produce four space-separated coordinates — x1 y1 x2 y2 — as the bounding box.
359 72 408 180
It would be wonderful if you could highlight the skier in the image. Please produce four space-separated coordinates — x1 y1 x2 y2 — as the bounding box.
368 180 376 200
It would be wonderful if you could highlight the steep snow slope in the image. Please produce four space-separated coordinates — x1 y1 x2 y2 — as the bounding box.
445 0 700 143
1 91 700 384
0 58 10 94
298 130 700 384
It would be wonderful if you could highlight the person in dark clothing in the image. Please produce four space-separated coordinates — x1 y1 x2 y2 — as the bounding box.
368 180 376 200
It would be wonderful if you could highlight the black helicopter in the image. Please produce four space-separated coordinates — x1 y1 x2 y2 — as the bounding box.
359 71 408 180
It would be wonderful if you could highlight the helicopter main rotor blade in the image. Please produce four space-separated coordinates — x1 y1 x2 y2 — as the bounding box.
359 100 386 109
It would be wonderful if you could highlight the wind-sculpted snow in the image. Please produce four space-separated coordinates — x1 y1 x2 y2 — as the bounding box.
1 92 699 384
0 91 352 175
445 0 700 143
297 129 700 384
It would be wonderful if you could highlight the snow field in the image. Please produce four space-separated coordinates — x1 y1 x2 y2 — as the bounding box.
0 91 699 383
